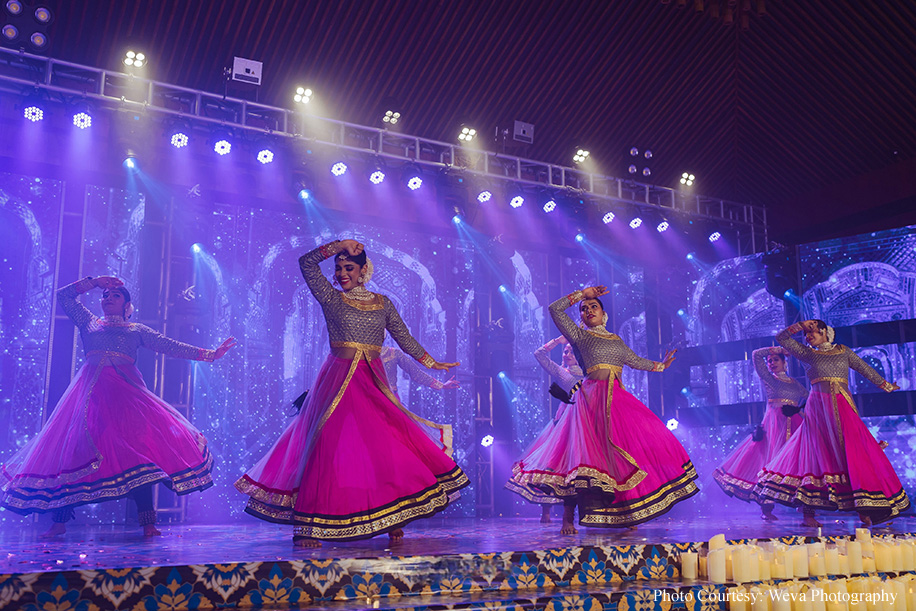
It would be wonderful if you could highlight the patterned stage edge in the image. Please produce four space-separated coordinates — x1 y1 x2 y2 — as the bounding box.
2 533 916 610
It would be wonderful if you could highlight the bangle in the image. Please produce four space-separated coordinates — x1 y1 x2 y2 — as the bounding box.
420 353 435 368
567 290 584 306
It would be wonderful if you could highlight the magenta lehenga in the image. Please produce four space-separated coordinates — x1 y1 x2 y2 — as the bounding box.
714 347 807 502
235 243 468 541
0 279 214 516
507 291 698 526
754 324 909 522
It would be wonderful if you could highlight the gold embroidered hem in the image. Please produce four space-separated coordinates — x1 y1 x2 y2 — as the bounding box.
503 480 564 504
712 468 758 503
508 461 647 496
755 477 909 518
242 467 470 540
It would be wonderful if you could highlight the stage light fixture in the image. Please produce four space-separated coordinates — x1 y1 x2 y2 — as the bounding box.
123 156 137 170
657 221 670 232
642 168 651 177
708 231 722 242
644 150 653 159
509 195 524 208
629 217 643 229
458 126 476 142
407 176 422 190
477 190 492 203
72 109 92 129
575 233 585 243
452 215 462 225
497 371 507 378
628 165 637 174
543 199 556 213
331 162 348 176
293 86 312 105
123 50 146 68
33 5 51 23
6 1 23 15
666 418 679 431
573 149 590 164
383 110 400 125
170 132 189 148
1 23 18 41
191 243 202 254
29 31 46 48
680 172 695 186
480 434 494 447
369 170 385 184
677 308 686 316
213 139 231 155
603 212 615 224
680 387 689 396
256 148 274 164
498 285 508 293
686 252 695 261
21 95 43 122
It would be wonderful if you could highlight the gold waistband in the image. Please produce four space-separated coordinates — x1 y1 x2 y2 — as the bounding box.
810 376 848 386
86 350 135 364
586 364 623 375
330 341 383 352
766 398 798 406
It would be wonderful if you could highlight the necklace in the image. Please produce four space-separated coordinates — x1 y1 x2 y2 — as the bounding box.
343 286 375 301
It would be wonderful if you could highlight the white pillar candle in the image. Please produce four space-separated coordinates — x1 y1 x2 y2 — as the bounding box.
900 541 916 572
905 581 916 611
711 533 727 550
892 543 904 573
864 558 878 574
730 586 749 611
752 587 770 611
839 555 851 577
734 546 751 585
785 547 795 580
774 588 792 611
710 548 727 584
795 546 811 578
750 548 762 582
826 548 841 575
876 542 894 573
810 546 827 578
890 578 906 611
848 541 865 575
811 585 828 611
728 546 735 581
682 552 698 579
760 553 772 582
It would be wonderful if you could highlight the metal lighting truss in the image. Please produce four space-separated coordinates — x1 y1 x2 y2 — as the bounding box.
0 46 768 252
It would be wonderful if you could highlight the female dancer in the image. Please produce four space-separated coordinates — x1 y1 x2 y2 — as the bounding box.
381 345 460 395
0 276 235 536
508 286 698 534
507 335 584 523
714 346 807 520
755 320 907 527
235 239 468 546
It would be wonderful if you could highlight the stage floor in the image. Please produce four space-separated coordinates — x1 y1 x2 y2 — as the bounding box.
2 509 914 574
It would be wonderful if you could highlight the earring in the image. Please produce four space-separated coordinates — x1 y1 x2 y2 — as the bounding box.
357 274 366 284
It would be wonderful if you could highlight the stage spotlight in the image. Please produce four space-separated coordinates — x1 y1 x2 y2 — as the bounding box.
407 176 422 190
628 165 637 174
191 243 202 254
298 189 311 202
642 167 651 177
708 231 722 242
123 156 137 170
369 170 385 184
677 308 686 316
256 148 274 164
213 139 231 155
170 132 189 148
509 195 524 208
575 233 585 243
630 147 639 156
452 215 462 225
543 199 556 213
123 50 146 68
573 149 590 164
382 110 400 125
1 23 18 42
33 5 51 23
629 217 643 229
603 212 615 224
458 126 476 142
680 172 695 186
293 87 312 105
331 162 348 177
477 190 492 203
644 150 653 159
22 102 43 122
6 1 23 15
497 371 507 379
666 418 679 431
686 252 695 261
657 221 670 232
680 387 689 396
498 285 508 293
480 434 494 447
72 109 92 129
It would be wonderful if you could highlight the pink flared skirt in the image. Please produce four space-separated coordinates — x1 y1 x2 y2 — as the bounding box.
508 378 698 526
714 402 802 502
0 359 213 513
235 354 469 541
754 390 909 521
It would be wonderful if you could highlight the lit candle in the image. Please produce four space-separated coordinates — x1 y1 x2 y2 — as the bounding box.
750 547 761 582
773 588 791 611
839 555 851 577
734 546 751 585
811 584 828 611
848 541 865 575
892 543 904 573
711 533 727 550
863 557 878 574
876 542 894 573
810 544 827 578
710 548 727 584
682 552 699 580
752 587 769 611
900 540 916 572
730 586 748 611
795 546 811 578
760 552 772 582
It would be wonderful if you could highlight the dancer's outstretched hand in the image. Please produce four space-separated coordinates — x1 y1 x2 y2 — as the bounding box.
799 320 819 333
337 239 364 257
94 276 124 290
440 376 460 389
213 337 238 359
661 349 677 369
582 285 609 299
432 360 459 372
886 381 901 392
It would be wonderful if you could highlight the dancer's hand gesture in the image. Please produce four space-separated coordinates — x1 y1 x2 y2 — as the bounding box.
213 337 238 359
661 349 677 369
441 376 460 389
432 360 459 372
94 276 124 290
582 285 609 299
799 320 819 333
337 239 364 257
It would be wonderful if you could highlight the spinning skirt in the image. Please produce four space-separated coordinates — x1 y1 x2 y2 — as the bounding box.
235 354 469 541
754 389 908 522
714 402 803 502
1 359 213 513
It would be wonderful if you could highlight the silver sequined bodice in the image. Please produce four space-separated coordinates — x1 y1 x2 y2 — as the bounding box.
776 328 888 387
752 347 808 406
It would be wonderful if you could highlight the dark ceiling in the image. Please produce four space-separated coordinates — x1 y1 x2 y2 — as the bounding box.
29 1 916 233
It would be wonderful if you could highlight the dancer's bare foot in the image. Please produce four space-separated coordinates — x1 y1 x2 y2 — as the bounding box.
41 523 66 538
540 505 551 524
293 537 321 548
561 505 578 535
143 524 162 537
388 528 404 541
859 514 873 528
761 505 778 521
801 513 822 528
